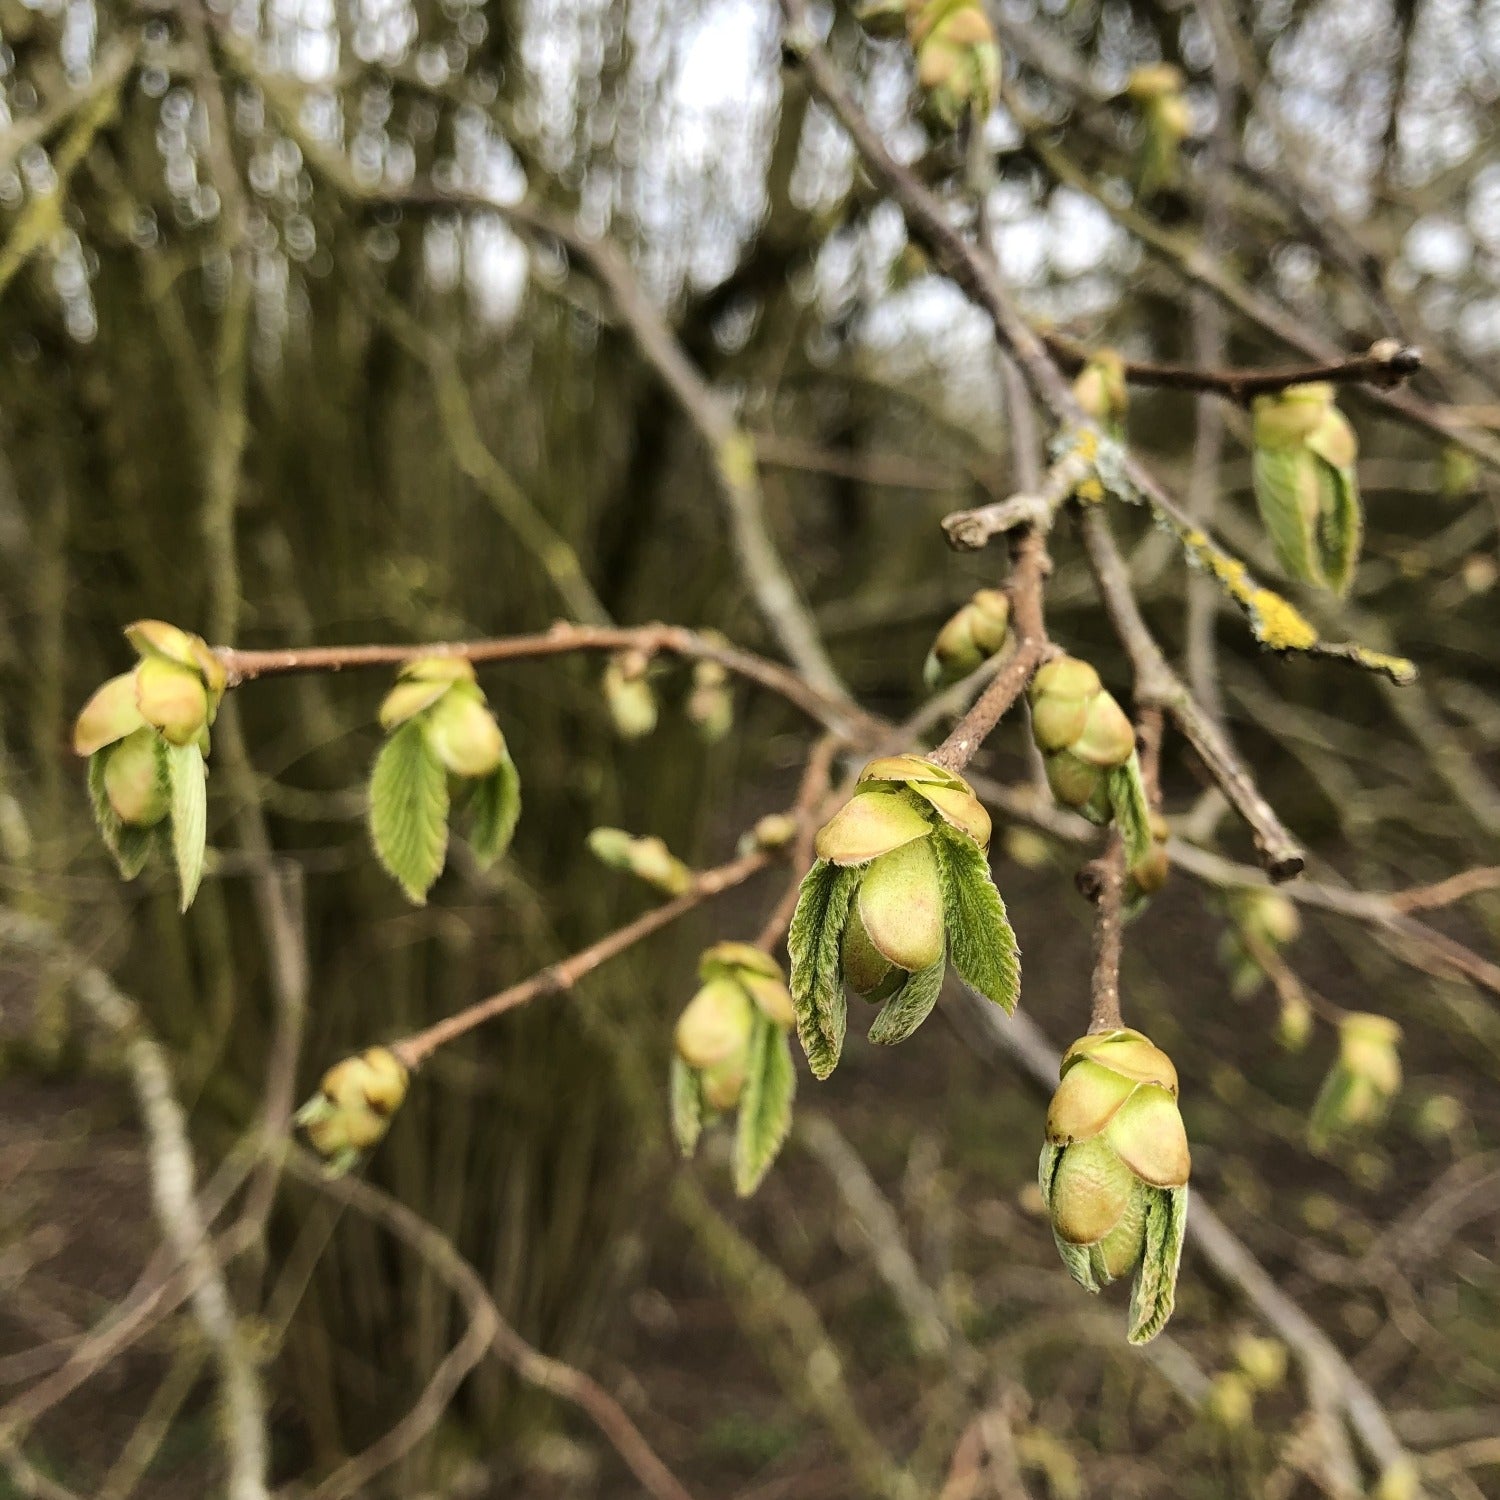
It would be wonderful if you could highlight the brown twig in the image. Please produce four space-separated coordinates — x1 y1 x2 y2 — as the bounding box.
391 848 774 1069
1387 865 1500 912
1043 332 1424 403
1079 836 1127 1034
214 622 871 739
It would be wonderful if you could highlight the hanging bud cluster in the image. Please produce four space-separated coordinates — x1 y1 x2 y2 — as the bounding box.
73 620 227 910
924 587 1010 690
587 826 694 895
856 0 1001 130
1125 64 1191 199
672 943 797 1196
1308 1012 1402 1153
1251 383 1363 596
602 648 658 740
1027 657 1155 868
1039 1028 1190 1343
686 649 734 743
789 754 1019 1079
295 1046 409 1176
1071 350 1128 439
369 657 521 904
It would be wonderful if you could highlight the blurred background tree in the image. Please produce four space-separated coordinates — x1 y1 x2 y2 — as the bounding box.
1 0 1498 1496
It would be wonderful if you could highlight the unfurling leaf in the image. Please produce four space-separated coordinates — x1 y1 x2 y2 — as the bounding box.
465 749 521 867
670 1054 704 1158
1128 1184 1189 1345
1107 753 1154 871
87 750 159 880
734 1014 796 1196
931 825 1020 1013
1251 384 1364 596
868 955 946 1045
787 858 858 1079
369 720 450 904
165 740 207 912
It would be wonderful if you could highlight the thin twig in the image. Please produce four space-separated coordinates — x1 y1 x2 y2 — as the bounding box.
213 622 871 739
391 848 774 1068
289 1153 697 1500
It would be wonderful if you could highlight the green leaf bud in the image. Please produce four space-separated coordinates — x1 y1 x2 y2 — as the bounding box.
422 686 507 778
675 977 756 1070
1072 350 1128 434
102 727 170 827
1308 1011 1402 1152
1234 1334 1288 1391
296 1047 409 1169
924 588 1011 689
814 788 934 866
133 657 211 747
74 672 148 756
858 836 946 973
1206 1373 1254 1430
603 649 658 740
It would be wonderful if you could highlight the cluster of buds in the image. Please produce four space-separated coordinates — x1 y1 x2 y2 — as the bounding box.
923 587 1010 690
1206 1335 1290 1431
1028 656 1136 823
1071 350 1128 439
790 754 1018 1078
1039 1028 1190 1343
295 1046 409 1176
1251 383 1363 596
685 648 734 744
1308 1012 1402 1153
857 0 1000 130
380 657 508 779
602 648 657 740
74 620 227 906
1125 64 1191 199
587 826 693 895
369 656 520 903
672 943 797 1196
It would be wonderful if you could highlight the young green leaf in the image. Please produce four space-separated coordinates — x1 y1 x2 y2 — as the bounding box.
369 720 450 904
932 826 1020 1013
1107 752 1154 871
670 1054 703 1159
1128 1185 1189 1344
1317 461 1363 597
87 751 157 880
1252 445 1320 586
165 740 207 911
787 858 858 1079
867 955 945 1045
734 1014 796 1196
465 749 521 866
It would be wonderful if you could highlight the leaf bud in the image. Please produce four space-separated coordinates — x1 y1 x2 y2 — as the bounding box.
295 1047 409 1172
586 827 693 895
74 672 147 756
686 656 734 743
911 0 1000 128
1308 1011 1402 1152
924 588 1011 689
603 649 658 740
1072 351 1128 435
134 657 211 747
1039 1028 1189 1342
1206 1372 1254 1430
102 727 170 827
1233 1334 1288 1391
422 685 507 778
676 976 756 1069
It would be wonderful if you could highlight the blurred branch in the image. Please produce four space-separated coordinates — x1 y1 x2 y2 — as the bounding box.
0 913 270 1500
289 1151 697 1500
